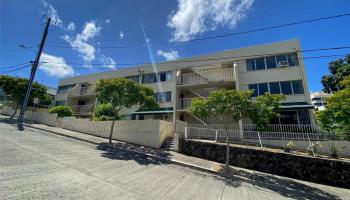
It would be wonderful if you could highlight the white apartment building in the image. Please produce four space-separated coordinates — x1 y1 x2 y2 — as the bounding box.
311 91 332 111
54 39 314 125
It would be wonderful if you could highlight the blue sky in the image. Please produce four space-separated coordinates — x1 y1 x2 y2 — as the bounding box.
1 0 350 91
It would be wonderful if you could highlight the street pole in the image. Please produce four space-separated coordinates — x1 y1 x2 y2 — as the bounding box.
17 17 51 130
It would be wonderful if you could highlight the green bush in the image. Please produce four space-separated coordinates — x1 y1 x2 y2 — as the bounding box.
329 143 345 159
49 106 73 118
93 103 119 121
284 141 296 153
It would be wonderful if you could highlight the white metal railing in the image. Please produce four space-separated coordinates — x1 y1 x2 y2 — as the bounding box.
176 98 193 110
185 124 240 141
70 104 95 115
184 124 331 141
177 68 235 85
68 85 95 97
243 124 329 141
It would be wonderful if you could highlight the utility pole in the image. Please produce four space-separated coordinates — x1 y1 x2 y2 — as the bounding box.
17 17 51 130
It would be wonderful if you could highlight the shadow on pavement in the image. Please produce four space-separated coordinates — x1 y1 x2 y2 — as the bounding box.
96 142 171 166
213 168 341 200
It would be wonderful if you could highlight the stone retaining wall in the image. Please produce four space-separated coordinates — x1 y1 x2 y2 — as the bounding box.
179 139 350 188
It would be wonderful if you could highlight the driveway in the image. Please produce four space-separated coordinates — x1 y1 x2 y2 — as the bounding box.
0 121 349 200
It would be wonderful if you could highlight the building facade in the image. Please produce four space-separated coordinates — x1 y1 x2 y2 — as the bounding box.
54 39 314 125
310 91 332 111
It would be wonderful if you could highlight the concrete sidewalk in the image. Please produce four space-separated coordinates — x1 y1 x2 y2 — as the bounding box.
1 114 349 194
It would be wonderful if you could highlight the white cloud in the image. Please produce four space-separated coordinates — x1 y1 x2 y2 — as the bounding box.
63 21 102 63
167 0 254 42
119 31 124 39
39 53 74 78
100 55 116 69
66 22 75 31
41 0 63 27
105 18 111 24
157 50 179 61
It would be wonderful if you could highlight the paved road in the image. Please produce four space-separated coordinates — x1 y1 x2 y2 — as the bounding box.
1 121 349 200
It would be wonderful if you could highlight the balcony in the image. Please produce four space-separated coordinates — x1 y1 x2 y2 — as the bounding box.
176 68 235 86
68 85 95 97
70 104 95 115
177 98 201 110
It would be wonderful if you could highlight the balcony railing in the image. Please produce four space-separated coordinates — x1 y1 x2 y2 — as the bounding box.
68 85 95 97
70 104 95 115
177 68 235 85
176 98 193 110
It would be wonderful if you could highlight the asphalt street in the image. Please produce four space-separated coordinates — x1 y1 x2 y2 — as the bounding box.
1 121 349 200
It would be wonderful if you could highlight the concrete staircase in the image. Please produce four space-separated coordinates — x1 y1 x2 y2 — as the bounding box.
161 137 175 151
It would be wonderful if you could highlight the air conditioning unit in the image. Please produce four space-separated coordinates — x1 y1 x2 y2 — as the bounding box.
278 61 288 67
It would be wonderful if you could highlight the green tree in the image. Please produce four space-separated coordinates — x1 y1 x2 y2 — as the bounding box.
189 89 252 171
249 93 285 132
95 77 159 144
93 103 120 121
0 75 50 118
49 106 73 118
321 55 350 93
317 76 350 139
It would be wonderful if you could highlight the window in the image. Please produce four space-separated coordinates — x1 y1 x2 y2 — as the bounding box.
55 101 65 106
255 57 266 70
280 81 293 95
279 111 298 124
246 59 255 71
312 97 321 101
166 71 172 81
155 92 171 103
276 54 288 66
248 84 258 97
269 82 281 94
292 80 304 94
258 83 269 95
143 73 155 83
287 53 299 66
159 71 172 81
265 56 277 69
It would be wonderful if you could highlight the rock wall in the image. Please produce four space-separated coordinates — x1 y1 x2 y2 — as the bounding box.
180 139 350 188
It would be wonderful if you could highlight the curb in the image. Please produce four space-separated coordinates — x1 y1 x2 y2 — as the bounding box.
25 125 100 145
26 124 225 177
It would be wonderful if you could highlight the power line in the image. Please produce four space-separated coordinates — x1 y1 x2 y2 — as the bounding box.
26 54 350 70
0 65 31 74
0 45 38 55
173 13 350 44
38 46 350 67
94 1 350 45
44 13 350 50
1 61 31 69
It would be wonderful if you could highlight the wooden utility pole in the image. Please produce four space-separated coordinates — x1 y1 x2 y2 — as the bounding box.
18 18 51 130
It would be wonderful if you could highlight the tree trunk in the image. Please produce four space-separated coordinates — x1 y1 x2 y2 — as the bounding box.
10 104 19 119
109 115 116 144
225 124 230 172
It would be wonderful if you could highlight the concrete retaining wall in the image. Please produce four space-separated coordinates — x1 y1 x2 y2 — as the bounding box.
180 139 350 188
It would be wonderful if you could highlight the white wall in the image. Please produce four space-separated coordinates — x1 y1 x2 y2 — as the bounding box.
0 106 174 148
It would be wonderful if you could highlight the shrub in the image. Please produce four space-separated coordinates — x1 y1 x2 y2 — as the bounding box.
329 143 345 159
93 103 119 121
308 142 322 156
284 141 296 153
49 106 73 118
